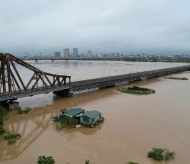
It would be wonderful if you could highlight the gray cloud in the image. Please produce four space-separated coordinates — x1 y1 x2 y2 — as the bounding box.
0 0 190 55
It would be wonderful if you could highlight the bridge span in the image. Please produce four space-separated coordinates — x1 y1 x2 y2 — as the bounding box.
68 65 190 93
0 53 71 102
1 53 190 102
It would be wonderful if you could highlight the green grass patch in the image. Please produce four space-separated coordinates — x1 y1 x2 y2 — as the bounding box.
165 77 188 80
148 147 175 161
119 87 155 95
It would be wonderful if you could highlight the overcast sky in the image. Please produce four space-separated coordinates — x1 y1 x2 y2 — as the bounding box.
0 0 190 55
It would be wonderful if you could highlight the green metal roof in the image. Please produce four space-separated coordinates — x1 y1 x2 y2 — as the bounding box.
62 108 85 117
82 110 102 119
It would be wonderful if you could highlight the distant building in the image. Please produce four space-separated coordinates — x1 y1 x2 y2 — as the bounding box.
110 53 115 57
103 54 109 57
54 52 61 57
64 48 70 57
87 50 92 57
73 48 78 57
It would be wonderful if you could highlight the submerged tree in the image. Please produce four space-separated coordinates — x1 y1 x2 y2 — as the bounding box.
37 156 55 164
148 147 175 161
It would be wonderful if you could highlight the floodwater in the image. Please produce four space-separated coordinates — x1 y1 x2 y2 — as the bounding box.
0 61 190 164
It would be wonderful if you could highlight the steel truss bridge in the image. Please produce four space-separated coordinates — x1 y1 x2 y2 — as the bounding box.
0 53 71 102
0 53 190 101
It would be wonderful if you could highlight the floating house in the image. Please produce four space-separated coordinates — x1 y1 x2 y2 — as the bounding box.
59 108 85 120
80 110 103 127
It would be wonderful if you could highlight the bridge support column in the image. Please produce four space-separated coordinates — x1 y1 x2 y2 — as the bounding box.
53 89 72 97
0 100 19 111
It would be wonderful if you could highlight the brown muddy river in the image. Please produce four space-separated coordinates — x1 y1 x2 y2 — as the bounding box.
0 61 190 164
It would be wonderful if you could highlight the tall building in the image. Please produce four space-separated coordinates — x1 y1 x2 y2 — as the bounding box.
73 48 78 57
54 52 61 57
64 48 70 57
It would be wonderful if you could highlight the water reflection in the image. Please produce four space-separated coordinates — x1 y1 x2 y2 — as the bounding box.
0 110 53 160
52 88 117 107
55 123 103 142
0 94 105 161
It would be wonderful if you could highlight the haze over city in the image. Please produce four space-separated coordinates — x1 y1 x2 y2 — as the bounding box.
0 0 190 55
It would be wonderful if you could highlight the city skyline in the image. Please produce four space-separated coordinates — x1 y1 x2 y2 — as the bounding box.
1 0 190 55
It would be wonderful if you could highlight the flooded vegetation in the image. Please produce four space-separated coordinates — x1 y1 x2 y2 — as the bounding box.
118 86 156 95
0 61 190 164
165 76 188 80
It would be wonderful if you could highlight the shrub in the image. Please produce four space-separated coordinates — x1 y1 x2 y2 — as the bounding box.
37 156 55 164
17 107 31 114
0 116 4 127
17 107 23 114
4 132 21 140
8 139 17 145
85 160 91 164
164 150 176 161
0 105 7 117
55 122 63 131
0 106 7 135
0 127 6 135
3 132 21 145
148 147 175 161
127 162 139 164
60 116 78 127
24 107 31 113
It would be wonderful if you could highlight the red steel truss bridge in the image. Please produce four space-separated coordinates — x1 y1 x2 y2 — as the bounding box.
0 53 71 102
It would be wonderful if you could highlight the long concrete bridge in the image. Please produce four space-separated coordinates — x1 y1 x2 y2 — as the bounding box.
1 53 190 102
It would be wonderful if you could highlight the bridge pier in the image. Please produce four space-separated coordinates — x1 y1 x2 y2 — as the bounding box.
0 100 19 111
53 89 72 97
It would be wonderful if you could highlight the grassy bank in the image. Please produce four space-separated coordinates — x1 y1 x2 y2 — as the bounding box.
119 87 155 95
165 77 188 80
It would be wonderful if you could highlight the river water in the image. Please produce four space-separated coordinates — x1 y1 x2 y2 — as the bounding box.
0 61 190 164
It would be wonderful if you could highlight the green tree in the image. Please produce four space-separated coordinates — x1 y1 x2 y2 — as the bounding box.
37 156 55 164
148 147 175 161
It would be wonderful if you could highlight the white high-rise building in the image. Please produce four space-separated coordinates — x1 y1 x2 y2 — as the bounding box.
64 48 69 57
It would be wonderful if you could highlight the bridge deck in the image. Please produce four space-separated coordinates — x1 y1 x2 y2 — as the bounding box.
0 65 190 101
0 85 70 101
70 65 190 92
